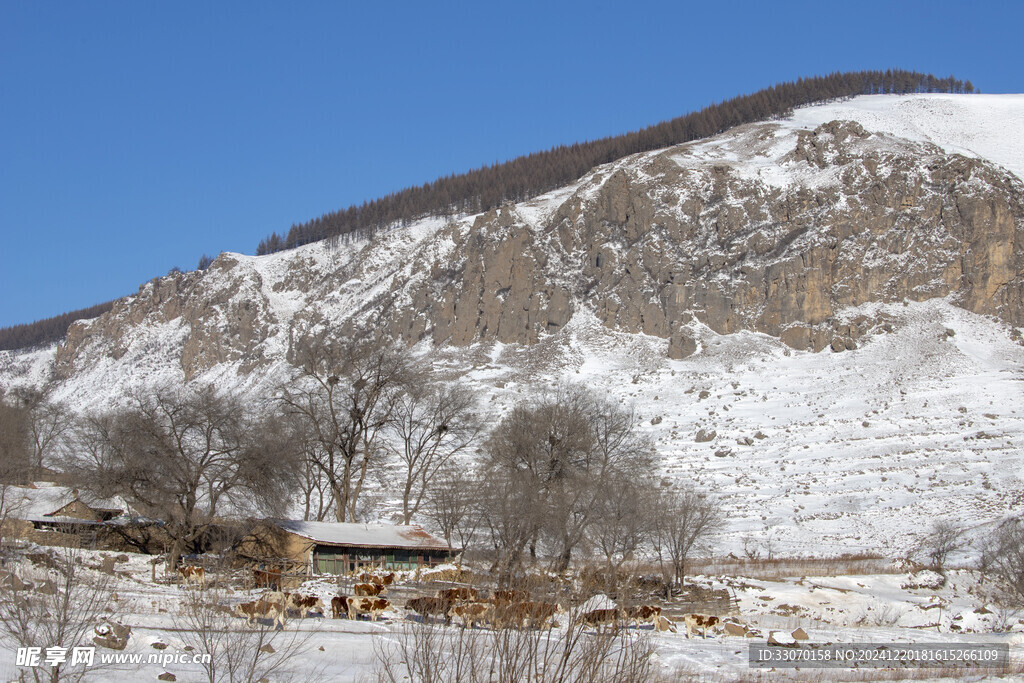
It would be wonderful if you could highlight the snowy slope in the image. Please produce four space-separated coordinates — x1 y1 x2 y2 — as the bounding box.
2 94 1024 558
788 94 1024 182
435 296 1024 557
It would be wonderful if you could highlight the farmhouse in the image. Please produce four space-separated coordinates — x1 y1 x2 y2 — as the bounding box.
0 483 132 548
238 519 454 575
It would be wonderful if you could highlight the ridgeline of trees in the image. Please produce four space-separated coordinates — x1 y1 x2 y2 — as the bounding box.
0 300 117 352
256 69 976 255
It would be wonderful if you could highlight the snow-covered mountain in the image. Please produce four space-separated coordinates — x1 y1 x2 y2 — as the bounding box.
3 93 1024 556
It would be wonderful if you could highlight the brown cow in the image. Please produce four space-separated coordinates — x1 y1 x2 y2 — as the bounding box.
233 598 286 629
682 614 720 639
331 595 349 619
358 573 393 589
582 608 623 631
449 602 492 629
287 593 325 618
354 582 385 597
494 601 558 629
436 587 479 603
491 589 528 604
405 596 452 624
253 568 282 591
519 601 558 629
263 590 287 607
347 596 391 621
626 605 662 629
488 602 517 629
177 565 205 587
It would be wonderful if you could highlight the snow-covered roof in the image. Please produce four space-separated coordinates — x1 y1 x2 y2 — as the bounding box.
3 483 126 523
271 519 451 551
76 490 125 512
6 486 68 521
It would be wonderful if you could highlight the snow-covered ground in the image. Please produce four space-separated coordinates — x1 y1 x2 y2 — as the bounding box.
0 547 1020 682
437 296 1024 559
658 566 1024 679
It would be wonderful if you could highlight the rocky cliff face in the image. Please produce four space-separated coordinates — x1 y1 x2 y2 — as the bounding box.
50 101 1024 385
366 118 1024 354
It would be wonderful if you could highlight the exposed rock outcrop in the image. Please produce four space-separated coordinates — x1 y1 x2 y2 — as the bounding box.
394 120 1024 353
51 113 1024 383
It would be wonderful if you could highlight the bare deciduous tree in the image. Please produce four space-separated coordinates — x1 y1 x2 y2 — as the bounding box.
650 487 724 597
280 333 411 522
0 390 32 547
15 389 73 477
424 462 482 565
297 437 331 522
477 465 545 586
587 478 649 594
979 517 1024 609
0 389 32 486
77 385 293 569
915 519 967 575
260 410 331 522
389 382 479 524
483 386 653 573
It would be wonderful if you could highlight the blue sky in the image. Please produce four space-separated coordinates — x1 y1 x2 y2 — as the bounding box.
2 1 1022 328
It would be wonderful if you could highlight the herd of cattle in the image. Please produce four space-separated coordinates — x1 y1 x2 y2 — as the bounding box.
179 567 722 638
